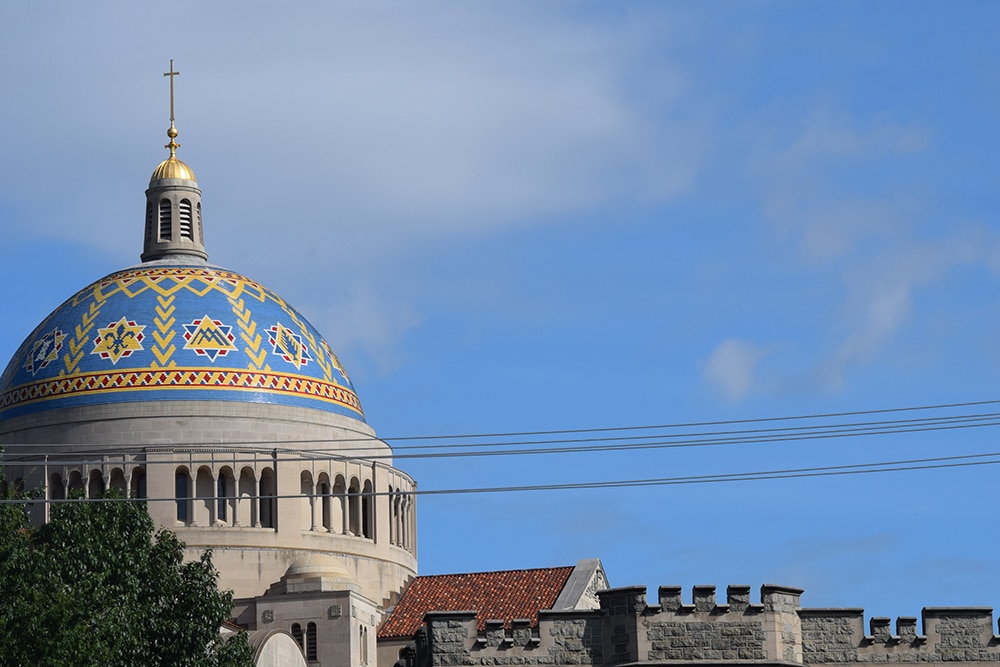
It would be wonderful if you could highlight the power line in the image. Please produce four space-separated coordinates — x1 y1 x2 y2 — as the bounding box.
415 451 1000 495
379 398 1000 441
4 449 999 504
388 410 1000 450
6 410 1000 465
9 401 1000 460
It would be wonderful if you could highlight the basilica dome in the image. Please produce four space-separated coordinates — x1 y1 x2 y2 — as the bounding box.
0 261 363 422
0 74 416 612
0 117 362 424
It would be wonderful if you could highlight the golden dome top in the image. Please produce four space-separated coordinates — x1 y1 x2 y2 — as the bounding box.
150 156 197 183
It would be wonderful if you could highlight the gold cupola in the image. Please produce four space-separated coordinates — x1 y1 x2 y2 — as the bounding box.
141 60 207 263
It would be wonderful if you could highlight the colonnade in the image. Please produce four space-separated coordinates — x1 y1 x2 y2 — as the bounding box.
7 455 416 554
173 464 415 552
45 466 147 502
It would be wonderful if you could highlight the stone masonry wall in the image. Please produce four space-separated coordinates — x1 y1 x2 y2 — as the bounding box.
645 619 766 661
418 587 1000 667
422 611 601 667
643 585 768 662
802 608 1000 664
424 613 472 667
547 615 604 665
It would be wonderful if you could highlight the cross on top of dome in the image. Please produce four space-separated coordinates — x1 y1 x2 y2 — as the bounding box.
163 59 182 159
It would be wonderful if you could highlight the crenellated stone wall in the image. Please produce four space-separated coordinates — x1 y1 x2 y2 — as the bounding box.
416 585 1000 667
801 607 1000 663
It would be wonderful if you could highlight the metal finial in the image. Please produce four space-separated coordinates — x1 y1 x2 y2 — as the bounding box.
163 59 181 158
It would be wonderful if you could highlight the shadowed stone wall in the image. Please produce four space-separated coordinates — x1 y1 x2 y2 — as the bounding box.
416 585 1000 667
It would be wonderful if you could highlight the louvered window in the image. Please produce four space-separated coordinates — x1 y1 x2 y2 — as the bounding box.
158 199 172 241
197 202 203 242
145 202 154 243
179 199 193 240
306 623 318 661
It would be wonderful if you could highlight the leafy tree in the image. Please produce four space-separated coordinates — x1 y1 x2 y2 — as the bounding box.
0 490 254 667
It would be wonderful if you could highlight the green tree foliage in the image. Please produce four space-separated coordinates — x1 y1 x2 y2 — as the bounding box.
0 492 254 667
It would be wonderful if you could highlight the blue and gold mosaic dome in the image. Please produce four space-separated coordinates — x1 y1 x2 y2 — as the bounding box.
0 263 364 422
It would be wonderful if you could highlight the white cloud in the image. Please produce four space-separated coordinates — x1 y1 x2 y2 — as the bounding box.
738 105 1000 393
779 109 928 164
754 109 930 265
292 284 424 379
704 338 765 401
0 3 704 262
819 233 993 389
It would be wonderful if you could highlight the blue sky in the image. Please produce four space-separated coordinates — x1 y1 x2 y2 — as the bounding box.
2 2 1000 622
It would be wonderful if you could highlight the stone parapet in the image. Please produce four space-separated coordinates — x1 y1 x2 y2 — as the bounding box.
415 587 1000 667
800 606 1000 664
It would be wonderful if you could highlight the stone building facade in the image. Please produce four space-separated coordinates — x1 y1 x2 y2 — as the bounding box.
413 584 1000 667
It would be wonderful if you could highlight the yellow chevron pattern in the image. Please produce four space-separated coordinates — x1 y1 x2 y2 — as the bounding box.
230 296 268 370
63 298 105 375
150 294 177 368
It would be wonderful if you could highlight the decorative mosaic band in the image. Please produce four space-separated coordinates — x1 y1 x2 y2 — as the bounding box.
0 368 363 416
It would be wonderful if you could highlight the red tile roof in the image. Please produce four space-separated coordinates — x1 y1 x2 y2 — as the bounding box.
378 566 575 639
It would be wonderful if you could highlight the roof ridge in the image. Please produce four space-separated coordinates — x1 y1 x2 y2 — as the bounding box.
414 565 574 579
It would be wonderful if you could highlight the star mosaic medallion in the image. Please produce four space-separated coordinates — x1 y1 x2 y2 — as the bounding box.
92 318 146 364
182 315 237 361
24 328 66 375
268 323 312 369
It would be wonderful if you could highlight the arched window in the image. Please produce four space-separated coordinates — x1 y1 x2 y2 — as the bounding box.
362 480 374 539
300 471 314 531
332 475 347 534
387 486 395 544
291 623 304 651
217 475 228 522
259 468 276 529
109 468 127 494
348 479 360 536
68 471 85 498
158 198 172 240
88 470 105 498
402 494 413 551
217 467 235 525
196 202 203 242
393 490 402 546
360 625 369 665
49 473 65 501
195 467 214 526
175 468 190 523
318 475 331 531
238 467 256 527
306 622 318 661
130 467 147 499
179 199 193 239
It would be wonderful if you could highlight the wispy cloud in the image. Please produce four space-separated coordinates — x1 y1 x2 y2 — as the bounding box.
757 109 929 264
819 232 997 389
709 106 999 397
0 4 704 260
704 338 765 400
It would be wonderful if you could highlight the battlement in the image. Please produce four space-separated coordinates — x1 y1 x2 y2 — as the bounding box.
598 583 803 616
800 606 1000 664
418 585 1000 667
